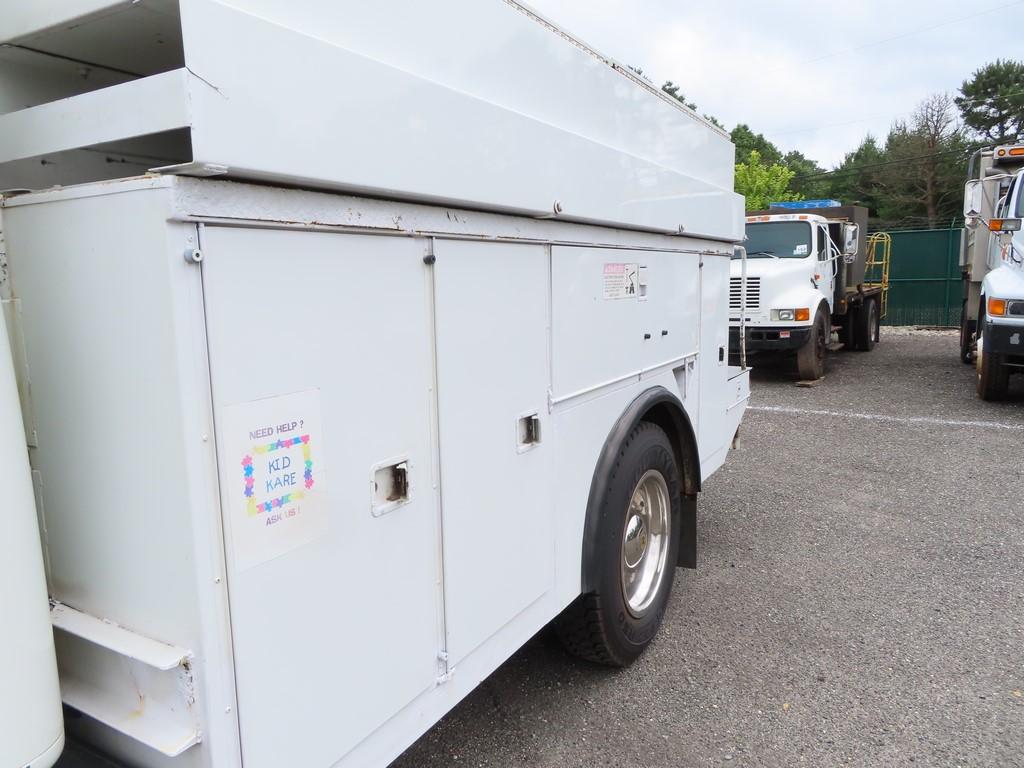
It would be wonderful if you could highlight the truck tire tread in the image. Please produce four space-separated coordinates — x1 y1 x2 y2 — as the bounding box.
555 421 680 668
553 593 617 665
853 297 877 352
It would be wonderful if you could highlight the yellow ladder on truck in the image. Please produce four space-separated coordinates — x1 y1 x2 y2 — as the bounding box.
865 232 891 319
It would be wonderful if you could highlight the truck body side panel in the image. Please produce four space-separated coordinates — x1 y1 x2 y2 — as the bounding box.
1 176 748 768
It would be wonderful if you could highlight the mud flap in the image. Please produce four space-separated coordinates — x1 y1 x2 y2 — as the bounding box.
677 494 697 569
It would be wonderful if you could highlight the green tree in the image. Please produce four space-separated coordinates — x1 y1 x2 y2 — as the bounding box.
825 135 886 213
660 80 724 127
661 81 697 111
955 59 1024 143
735 150 802 210
876 94 968 229
783 150 829 200
730 124 784 166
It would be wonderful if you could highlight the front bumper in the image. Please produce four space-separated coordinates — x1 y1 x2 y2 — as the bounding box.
984 320 1024 357
729 325 811 353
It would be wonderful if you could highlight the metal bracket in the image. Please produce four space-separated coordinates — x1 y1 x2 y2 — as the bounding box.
436 650 454 684
151 161 229 177
51 603 201 757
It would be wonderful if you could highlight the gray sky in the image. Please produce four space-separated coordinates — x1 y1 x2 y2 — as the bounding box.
526 0 1021 168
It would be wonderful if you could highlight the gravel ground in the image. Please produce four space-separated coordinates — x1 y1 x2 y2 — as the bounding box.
57 330 1024 768
391 329 1024 768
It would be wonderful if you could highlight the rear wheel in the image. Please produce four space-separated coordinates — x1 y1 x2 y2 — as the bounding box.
797 310 827 380
853 298 878 352
555 422 681 667
959 299 974 364
976 328 1010 401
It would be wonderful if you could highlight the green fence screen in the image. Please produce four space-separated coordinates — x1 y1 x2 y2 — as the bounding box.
875 228 963 327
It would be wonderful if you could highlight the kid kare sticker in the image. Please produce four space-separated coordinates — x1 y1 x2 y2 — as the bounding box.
220 388 328 570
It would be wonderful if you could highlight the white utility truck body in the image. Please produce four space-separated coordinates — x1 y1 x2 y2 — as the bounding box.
960 145 1024 399
728 206 876 379
0 2 748 767
0 291 64 767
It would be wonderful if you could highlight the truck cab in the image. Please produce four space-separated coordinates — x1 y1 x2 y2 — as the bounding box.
966 156 1024 399
729 210 862 380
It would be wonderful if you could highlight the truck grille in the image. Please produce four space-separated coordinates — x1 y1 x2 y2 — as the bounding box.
729 277 760 311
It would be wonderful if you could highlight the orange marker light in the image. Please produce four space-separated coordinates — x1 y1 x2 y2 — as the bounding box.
989 297 1007 317
1009 147 1024 157
795 308 810 322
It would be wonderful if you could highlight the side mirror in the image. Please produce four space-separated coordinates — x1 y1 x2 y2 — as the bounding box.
842 223 858 257
964 179 984 219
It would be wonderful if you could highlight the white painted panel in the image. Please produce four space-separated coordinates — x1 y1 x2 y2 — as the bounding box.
0 69 191 165
0 0 128 41
551 246 700 399
697 255 748 478
205 0 733 189
0 0 183 76
201 227 443 767
0 278 63 768
1 190 204 646
433 240 553 665
176 0 742 238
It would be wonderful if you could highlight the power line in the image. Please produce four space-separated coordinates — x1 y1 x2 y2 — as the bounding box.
793 0 1024 68
767 87 1024 138
791 145 983 182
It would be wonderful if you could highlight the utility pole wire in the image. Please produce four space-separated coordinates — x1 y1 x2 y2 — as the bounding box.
794 0 1024 68
790 138 1023 182
768 87 1024 137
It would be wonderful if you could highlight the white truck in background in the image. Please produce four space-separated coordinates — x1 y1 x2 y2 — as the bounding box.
0 2 748 767
960 144 1024 400
728 204 887 380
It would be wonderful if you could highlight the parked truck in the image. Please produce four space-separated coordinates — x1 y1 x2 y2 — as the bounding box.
959 144 1024 400
728 203 889 380
0 2 749 767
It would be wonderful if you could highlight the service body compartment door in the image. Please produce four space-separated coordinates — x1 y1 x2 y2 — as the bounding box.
551 247 700 400
433 240 553 665
202 227 443 767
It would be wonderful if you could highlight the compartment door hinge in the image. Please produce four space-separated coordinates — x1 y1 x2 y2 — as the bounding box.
436 650 455 684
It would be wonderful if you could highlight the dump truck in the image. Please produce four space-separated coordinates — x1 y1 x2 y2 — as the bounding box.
0 2 749 766
728 203 889 379
960 144 1024 400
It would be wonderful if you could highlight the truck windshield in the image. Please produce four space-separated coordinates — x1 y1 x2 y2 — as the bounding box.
736 222 813 259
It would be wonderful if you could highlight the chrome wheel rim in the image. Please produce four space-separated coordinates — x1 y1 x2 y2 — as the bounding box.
621 469 671 617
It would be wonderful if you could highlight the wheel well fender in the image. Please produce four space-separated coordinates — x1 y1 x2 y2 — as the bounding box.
580 386 701 593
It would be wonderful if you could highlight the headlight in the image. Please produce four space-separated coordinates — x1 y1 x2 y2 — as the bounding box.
771 308 810 322
1007 300 1024 317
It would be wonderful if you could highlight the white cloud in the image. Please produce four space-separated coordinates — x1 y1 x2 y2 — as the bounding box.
525 0 1019 168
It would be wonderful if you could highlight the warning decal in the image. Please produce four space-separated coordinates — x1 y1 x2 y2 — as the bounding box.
220 388 328 571
603 263 639 300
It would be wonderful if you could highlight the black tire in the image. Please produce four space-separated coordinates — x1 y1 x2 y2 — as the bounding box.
796 310 827 380
959 299 974 365
977 328 1010 401
555 422 681 667
838 308 854 349
853 298 878 352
